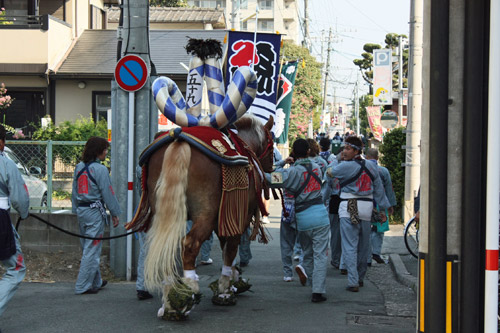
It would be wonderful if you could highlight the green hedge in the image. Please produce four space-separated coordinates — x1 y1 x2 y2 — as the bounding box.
379 127 406 222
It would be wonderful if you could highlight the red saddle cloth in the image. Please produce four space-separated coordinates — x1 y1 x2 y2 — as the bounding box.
156 126 249 165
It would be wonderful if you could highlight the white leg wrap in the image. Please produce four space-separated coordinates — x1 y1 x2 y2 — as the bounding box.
184 269 199 281
232 267 240 280
157 304 165 318
221 265 232 277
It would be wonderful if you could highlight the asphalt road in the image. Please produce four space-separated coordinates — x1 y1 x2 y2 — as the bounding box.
1 200 417 333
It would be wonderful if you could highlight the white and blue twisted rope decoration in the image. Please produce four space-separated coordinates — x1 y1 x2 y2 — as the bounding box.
153 64 257 129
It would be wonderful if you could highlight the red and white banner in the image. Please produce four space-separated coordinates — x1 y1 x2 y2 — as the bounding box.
366 106 384 141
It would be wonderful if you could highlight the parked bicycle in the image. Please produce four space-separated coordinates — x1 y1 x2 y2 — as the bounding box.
404 215 419 258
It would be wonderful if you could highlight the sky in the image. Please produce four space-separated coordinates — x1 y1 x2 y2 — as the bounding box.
297 0 411 106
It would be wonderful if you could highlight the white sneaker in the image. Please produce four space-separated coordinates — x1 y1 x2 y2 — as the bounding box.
261 216 270 224
295 265 308 286
200 258 213 265
293 255 300 261
283 276 293 282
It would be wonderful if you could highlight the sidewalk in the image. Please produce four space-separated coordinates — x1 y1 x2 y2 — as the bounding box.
1 199 417 332
383 224 419 292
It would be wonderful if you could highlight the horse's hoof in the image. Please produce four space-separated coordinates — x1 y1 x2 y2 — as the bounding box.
233 278 252 295
212 292 237 306
162 310 189 321
167 283 202 314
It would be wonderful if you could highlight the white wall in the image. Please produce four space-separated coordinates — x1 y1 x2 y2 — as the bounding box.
55 79 112 124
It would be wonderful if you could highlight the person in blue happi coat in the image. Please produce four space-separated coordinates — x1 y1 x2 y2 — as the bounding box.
365 148 396 265
326 136 390 292
0 125 30 318
266 139 330 303
72 137 121 294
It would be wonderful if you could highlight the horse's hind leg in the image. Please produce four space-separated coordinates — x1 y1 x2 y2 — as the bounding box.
212 236 249 305
212 236 238 304
181 220 215 293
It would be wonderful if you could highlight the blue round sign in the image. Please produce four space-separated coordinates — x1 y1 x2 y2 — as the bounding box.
115 55 149 92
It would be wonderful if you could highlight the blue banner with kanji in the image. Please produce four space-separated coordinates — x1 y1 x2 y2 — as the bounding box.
225 31 282 130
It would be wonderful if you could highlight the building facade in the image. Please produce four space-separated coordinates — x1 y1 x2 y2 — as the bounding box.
187 0 299 44
0 1 226 137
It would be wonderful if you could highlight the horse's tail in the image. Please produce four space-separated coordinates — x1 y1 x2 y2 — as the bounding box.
144 141 191 292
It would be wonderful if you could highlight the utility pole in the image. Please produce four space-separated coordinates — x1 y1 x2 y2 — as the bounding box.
320 30 325 89
303 0 310 51
355 72 359 136
321 28 332 134
333 87 337 114
398 35 404 126
403 0 422 222
322 28 332 112
111 0 157 280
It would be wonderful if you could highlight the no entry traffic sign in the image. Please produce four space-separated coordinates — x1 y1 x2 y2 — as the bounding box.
115 55 149 92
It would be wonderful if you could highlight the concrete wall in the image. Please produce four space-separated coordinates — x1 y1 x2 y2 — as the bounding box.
0 30 49 64
0 16 73 66
11 212 110 255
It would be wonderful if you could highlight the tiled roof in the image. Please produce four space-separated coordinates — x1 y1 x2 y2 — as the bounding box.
56 29 227 78
107 6 225 24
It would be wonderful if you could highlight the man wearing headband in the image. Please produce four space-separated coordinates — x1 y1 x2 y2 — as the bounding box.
326 136 390 292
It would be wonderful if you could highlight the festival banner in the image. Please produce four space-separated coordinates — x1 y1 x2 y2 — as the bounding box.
275 60 298 144
226 31 282 129
373 49 393 105
366 106 384 141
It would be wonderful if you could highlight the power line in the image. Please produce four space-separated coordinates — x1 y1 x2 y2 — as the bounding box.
341 0 391 33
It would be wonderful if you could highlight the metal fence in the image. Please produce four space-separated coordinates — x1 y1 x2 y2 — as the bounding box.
6 140 89 212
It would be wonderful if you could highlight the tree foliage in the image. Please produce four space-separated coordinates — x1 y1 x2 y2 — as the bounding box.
32 116 108 165
281 41 323 141
379 127 406 220
353 33 408 90
149 0 186 7
32 116 107 141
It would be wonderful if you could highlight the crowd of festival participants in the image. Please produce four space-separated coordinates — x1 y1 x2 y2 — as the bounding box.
0 125 397 322
266 133 397 302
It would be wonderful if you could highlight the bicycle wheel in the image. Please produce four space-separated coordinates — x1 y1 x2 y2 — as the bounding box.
404 217 419 258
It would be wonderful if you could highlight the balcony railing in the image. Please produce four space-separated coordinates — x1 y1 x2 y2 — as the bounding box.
0 15 48 30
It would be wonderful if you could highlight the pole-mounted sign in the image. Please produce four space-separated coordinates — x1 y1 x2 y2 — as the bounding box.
114 53 148 281
115 55 149 92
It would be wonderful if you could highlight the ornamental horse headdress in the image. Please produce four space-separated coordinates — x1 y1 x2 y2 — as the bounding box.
152 38 257 129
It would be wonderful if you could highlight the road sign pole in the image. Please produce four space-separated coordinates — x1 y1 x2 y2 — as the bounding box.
114 54 149 280
126 91 134 281
111 0 156 281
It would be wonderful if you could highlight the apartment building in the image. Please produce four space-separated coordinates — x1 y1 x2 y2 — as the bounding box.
187 0 299 44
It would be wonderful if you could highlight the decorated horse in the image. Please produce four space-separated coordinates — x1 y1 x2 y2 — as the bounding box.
125 39 275 320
